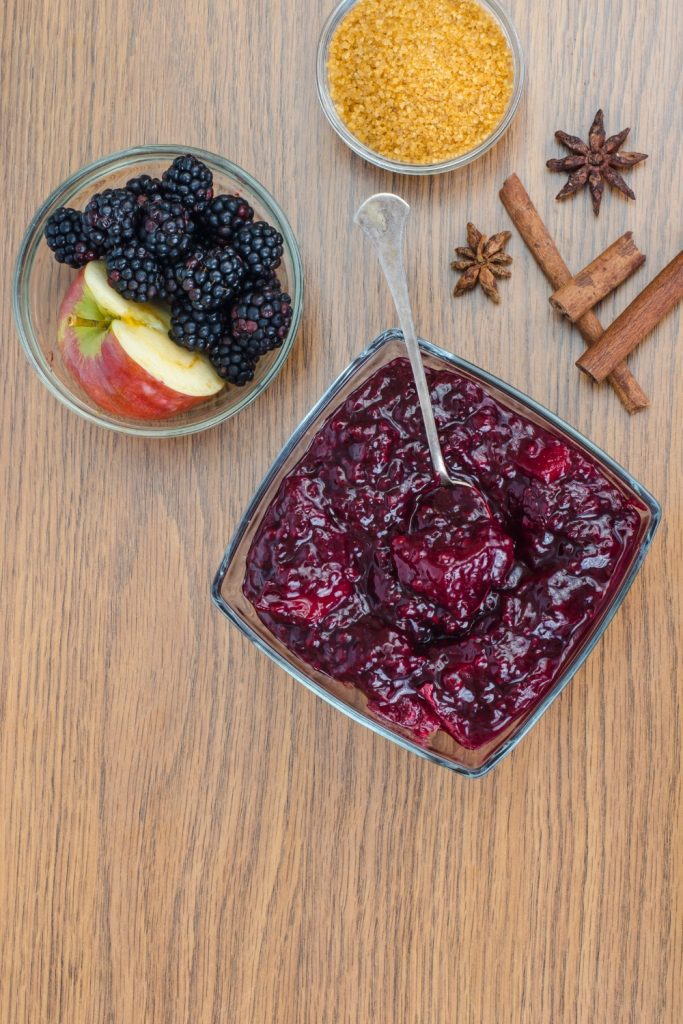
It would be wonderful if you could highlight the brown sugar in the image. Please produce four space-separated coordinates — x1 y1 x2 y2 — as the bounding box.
327 0 515 165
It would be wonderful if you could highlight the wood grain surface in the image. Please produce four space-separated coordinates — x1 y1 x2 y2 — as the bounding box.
1 1 681 1021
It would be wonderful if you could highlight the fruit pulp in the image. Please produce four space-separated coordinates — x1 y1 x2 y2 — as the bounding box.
243 358 645 748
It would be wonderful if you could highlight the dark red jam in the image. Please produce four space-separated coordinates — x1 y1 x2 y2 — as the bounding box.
244 358 644 748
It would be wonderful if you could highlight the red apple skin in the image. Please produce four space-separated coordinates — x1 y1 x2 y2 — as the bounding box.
57 270 213 420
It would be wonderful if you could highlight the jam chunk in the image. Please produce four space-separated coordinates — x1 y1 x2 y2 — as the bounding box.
390 487 514 628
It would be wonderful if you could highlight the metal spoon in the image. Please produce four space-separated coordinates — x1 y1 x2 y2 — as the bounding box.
354 193 478 495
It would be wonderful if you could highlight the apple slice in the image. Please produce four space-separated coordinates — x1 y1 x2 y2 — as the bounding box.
83 260 171 332
58 262 224 419
111 321 223 396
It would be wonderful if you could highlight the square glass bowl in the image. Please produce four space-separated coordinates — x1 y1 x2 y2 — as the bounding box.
13 145 303 437
212 331 661 776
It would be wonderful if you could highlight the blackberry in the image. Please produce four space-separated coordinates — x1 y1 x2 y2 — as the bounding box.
159 261 182 302
161 154 213 212
199 194 254 243
138 197 194 261
230 286 293 357
233 221 283 280
44 207 101 267
169 298 226 352
209 337 257 386
82 188 138 251
106 244 161 302
174 245 245 311
126 173 163 204
250 271 281 291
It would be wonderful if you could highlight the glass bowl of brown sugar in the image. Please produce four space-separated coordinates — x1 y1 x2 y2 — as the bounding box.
316 0 524 175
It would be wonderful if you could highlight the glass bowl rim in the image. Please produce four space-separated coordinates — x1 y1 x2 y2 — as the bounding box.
315 0 526 176
211 329 662 777
13 144 304 438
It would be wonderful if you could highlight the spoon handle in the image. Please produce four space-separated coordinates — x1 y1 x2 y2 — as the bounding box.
354 193 452 486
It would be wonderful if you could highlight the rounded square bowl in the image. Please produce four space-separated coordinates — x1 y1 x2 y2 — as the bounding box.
213 331 661 777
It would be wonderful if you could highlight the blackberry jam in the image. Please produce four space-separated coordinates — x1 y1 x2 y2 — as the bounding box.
243 358 645 749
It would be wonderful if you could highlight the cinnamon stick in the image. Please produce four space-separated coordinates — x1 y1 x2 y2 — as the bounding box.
550 233 646 322
499 174 648 414
577 251 683 382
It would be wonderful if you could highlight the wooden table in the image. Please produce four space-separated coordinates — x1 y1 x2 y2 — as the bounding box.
1 1 681 1020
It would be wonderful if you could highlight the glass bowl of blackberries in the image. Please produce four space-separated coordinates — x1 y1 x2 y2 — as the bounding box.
14 146 304 436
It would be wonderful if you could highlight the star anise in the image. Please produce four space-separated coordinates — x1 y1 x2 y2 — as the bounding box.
546 109 648 215
451 223 512 304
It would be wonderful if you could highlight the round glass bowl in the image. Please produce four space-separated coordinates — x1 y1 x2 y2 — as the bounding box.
316 0 525 175
13 145 304 437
